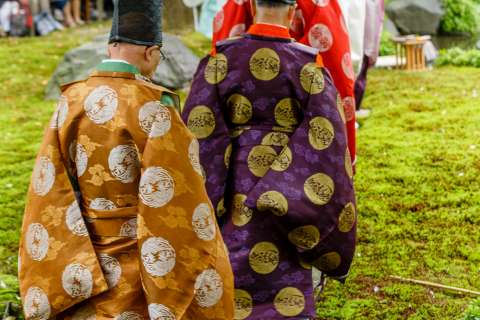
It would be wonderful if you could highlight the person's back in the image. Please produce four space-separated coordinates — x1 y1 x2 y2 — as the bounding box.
183 1 357 318
18 1 234 319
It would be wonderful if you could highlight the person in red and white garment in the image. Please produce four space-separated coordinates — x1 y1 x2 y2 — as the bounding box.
212 0 357 167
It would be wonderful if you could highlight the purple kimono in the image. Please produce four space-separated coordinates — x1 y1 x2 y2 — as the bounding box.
183 25 356 319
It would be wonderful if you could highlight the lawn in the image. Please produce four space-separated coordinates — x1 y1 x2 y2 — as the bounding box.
0 23 479 319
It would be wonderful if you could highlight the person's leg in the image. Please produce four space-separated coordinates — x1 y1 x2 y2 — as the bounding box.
354 55 370 110
63 1 76 27
72 0 84 25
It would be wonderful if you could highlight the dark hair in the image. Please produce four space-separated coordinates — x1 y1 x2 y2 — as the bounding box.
256 0 290 8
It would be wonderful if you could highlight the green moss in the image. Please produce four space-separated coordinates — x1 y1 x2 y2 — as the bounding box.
0 24 479 319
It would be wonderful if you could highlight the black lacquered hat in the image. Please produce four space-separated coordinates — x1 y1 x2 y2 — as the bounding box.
109 0 163 46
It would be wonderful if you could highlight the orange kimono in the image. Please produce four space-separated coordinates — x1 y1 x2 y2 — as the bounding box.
18 61 234 320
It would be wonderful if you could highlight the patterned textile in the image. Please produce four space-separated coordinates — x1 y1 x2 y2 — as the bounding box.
211 0 357 166
18 63 234 319
183 25 356 319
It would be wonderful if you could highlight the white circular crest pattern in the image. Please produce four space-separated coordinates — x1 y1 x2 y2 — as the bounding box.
139 167 175 208
148 304 175 320
192 203 216 241
139 101 172 138
62 263 93 298
188 139 203 177
229 24 246 38
84 85 118 124
194 269 224 307
214 9 224 33
308 24 333 52
108 145 140 184
342 52 355 80
32 156 55 196
141 237 176 277
99 253 122 289
26 223 49 261
66 201 89 237
24 287 51 320
119 218 137 239
76 143 88 178
50 95 69 129
90 198 116 210
115 311 144 320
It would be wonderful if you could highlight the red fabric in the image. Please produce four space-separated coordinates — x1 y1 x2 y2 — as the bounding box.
212 0 356 165
247 23 291 39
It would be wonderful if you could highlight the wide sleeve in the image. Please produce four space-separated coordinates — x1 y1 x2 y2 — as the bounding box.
298 1 357 168
135 104 234 319
211 0 252 45
182 55 232 221
18 105 108 319
244 64 356 280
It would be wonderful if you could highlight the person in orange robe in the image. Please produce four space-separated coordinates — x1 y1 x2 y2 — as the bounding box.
18 1 234 319
212 0 357 168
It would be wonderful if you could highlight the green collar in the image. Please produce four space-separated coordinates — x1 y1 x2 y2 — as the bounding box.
96 60 140 75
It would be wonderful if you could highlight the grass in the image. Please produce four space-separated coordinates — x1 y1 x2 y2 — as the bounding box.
0 23 479 318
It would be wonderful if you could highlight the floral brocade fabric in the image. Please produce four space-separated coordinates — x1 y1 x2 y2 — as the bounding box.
18 71 234 319
182 32 356 320
212 0 357 166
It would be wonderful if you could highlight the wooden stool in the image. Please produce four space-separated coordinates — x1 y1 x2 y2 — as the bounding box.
393 35 431 71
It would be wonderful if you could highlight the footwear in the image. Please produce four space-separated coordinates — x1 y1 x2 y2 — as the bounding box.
45 13 64 31
355 109 371 119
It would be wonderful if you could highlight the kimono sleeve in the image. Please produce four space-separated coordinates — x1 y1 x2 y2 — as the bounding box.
18 105 108 319
182 55 232 220
212 0 252 45
136 104 234 318
244 64 356 279
298 1 357 167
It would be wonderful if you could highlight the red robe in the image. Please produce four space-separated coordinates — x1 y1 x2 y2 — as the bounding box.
212 0 357 165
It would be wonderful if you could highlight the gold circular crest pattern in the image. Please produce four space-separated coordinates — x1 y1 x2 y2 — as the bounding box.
204 53 228 85
274 287 306 317
256 190 288 216
234 289 253 320
271 147 293 172
299 259 312 270
261 132 290 147
227 94 253 124
288 225 321 250
308 117 335 150
187 106 216 139
247 145 278 177
232 194 253 227
336 94 346 124
249 48 281 81
300 62 325 94
217 198 226 217
338 202 356 233
230 126 250 138
249 241 280 275
225 144 233 168
345 148 353 179
304 173 334 206
314 252 341 271
274 98 300 128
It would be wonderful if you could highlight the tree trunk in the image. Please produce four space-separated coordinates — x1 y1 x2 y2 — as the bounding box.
163 0 194 32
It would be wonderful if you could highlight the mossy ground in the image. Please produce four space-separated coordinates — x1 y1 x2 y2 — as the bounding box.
0 24 478 319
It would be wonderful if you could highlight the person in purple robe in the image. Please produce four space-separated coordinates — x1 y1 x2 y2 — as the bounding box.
182 0 357 318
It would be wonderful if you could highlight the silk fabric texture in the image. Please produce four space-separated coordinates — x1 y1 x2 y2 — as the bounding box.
212 0 357 166
183 29 356 319
18 69 234 319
